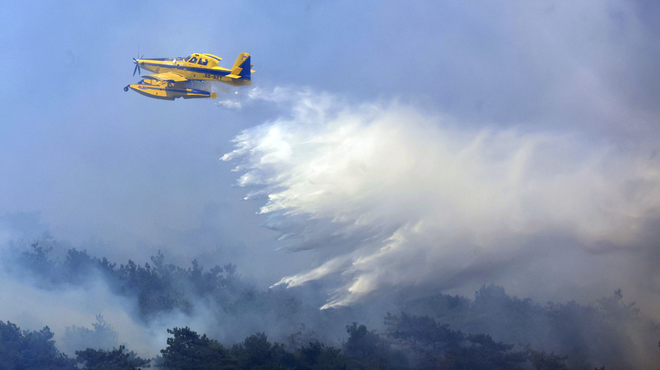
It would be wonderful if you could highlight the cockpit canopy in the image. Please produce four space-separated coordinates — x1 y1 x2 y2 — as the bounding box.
183 53 220 67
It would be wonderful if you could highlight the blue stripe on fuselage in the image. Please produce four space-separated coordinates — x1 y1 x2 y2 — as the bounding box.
140 62 235 77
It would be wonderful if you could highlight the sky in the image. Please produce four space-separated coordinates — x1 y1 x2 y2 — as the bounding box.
2 0 660 342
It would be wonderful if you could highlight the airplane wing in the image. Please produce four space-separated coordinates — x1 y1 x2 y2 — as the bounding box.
142 72 188 82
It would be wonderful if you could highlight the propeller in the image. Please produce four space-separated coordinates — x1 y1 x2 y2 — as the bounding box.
132 48 143 76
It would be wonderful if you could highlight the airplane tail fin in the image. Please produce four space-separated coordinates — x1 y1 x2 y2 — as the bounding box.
230 53 252 79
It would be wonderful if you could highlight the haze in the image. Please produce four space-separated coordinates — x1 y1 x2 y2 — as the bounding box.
2 0 660 365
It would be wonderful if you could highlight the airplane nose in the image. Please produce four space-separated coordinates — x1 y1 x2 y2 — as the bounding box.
133 58 141 76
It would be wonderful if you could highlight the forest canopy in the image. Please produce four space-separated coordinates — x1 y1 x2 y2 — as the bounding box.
1 235 659 370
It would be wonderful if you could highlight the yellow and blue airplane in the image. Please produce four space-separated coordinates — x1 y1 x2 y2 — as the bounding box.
124 52 254 100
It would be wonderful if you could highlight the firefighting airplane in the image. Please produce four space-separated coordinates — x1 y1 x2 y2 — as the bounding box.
124 52 253 100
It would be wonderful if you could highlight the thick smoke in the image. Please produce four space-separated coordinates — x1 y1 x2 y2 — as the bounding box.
223 87 660 310
0 264 155 356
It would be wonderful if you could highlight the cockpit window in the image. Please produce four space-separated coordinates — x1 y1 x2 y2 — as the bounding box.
198 58 208 66
185 55 193 62
189 56 198 64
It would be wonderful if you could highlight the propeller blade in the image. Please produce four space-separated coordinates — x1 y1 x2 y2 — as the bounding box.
132 56 142 76
131 47 143 77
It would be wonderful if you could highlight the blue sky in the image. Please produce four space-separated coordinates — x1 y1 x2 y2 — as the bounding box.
2 0 660 311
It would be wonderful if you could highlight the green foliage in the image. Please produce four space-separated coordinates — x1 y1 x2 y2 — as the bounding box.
344 322 405 370
286 324 318 351
231 332 303 370
161 327 238 370
11 237 249 321
344 323 380 358
6 234 660 369
62 315 119 356
385 313 461 354
296 340 346 370
0 321 76 370
18 238 59 287
437 333 526 370
385 314 527 370
112 258 193 319
228 331 349 370
524 345 570 370
231 332 272 369
392 285 660 369
63 248 96 284
75 345 148 370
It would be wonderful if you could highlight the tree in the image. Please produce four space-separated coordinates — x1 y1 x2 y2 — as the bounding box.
297 340 346 370
63 248 96 284
231 332 301 370
344 323 406 370
160 327 237 370
524 346 570 370
385 313 461 354
286 324 318 351
385 314 527 370
0 321 76 370
75 345 148 370
62 315 119 356
437 333 526 370
231 332 272 370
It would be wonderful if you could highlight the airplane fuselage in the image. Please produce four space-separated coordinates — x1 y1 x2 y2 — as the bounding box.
137 55 251 86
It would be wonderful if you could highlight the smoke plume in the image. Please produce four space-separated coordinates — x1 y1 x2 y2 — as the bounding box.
223 87 660 309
